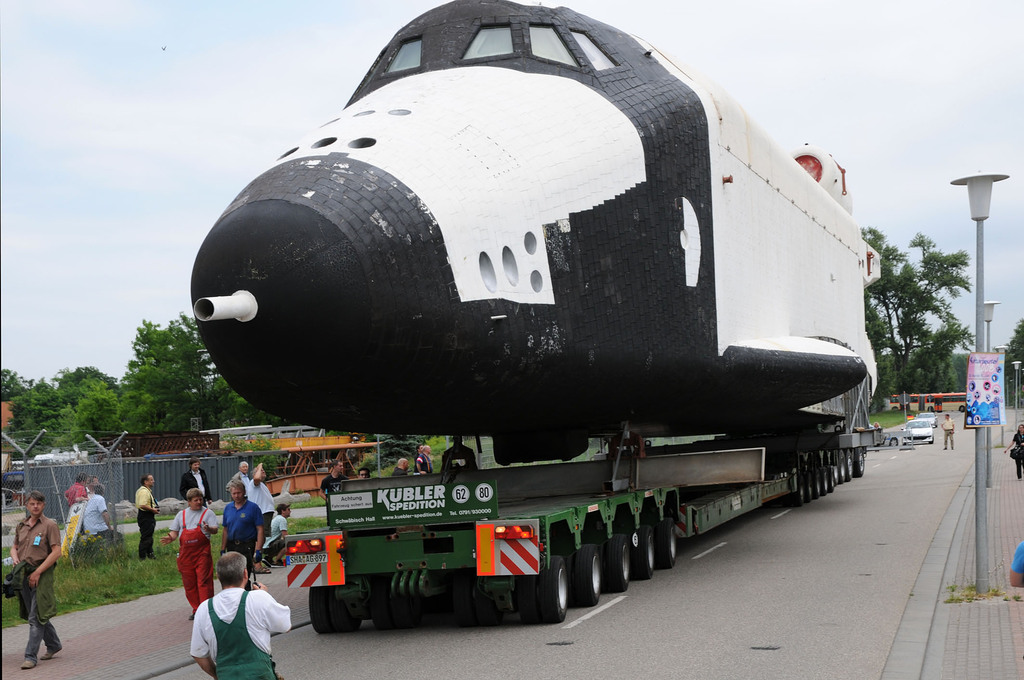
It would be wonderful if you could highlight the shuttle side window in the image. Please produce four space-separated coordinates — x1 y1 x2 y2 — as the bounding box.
387 39 422 73
464 26 513 59
571 31 616 70
528 25 576 66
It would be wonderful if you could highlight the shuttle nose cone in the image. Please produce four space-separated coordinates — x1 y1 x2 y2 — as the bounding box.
191 197 371 417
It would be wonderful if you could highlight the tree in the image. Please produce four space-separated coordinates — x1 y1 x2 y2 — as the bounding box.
120 314 222 431
1005 318 1024 409
1 369 32 401
862 228 972 405
75 379 122 433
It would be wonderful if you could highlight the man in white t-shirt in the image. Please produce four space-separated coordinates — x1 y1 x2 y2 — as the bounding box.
82 484 113 539
263 504 291 567
190 551 291 680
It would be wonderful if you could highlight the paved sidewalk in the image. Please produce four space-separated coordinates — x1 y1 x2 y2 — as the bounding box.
882 416 1024 680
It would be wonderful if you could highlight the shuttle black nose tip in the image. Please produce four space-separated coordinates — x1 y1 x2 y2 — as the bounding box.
190 198 371 411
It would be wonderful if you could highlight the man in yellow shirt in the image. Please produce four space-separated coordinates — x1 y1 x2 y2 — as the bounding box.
135 474 159 560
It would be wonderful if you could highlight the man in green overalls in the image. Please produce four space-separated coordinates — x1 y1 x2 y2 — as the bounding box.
189 551 291 680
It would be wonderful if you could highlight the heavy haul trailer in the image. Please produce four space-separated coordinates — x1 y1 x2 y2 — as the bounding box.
286 431 877 633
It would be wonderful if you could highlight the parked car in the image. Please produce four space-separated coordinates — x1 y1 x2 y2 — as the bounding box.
905 419 935 444
913 412 938 428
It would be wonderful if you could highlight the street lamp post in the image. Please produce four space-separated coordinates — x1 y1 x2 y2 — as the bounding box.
951 171 1008 595
1014 361 1022 414
983 302 1000 488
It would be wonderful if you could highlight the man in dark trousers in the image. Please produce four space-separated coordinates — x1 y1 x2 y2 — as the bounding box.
135 473 159 560
190 551 291 680
179 456 214 505
221 480 264 589
11 490 63 670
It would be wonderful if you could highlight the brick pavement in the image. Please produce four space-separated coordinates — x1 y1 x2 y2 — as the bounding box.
938 419 1024 680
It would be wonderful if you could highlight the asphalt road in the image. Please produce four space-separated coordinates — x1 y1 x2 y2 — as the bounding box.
155 436 971 680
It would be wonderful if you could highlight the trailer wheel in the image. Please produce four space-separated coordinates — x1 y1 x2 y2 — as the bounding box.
800 470 811 504
328 591 362 632
474 587 504 626
808 469 820 500
515 575 541 624
843 451 852 482
785 475 804 507
852 449 866 478
453 571 478 627
538 555 569 623
654 518 677 569
390 594 423 629
309 586 336 634
369 577 395 631
631 525 655 581
572 544 602 607
825 466 835 494
603 534 630 593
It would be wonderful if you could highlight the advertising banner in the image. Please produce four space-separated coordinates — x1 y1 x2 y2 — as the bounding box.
965 352 1006 428
327 480 499 529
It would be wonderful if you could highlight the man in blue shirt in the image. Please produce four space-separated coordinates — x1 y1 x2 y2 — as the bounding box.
221 480 264 590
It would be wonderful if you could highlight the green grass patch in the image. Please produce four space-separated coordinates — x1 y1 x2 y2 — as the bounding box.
944 582 1004 603
871 410 914 429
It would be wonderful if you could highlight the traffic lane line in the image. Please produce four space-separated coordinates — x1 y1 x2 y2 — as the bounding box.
562 595 627 629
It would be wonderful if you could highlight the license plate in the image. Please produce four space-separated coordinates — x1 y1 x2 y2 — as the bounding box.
287 553 327 565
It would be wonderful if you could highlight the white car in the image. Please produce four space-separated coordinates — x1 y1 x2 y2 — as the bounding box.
914 412 938 428
905 419 935 444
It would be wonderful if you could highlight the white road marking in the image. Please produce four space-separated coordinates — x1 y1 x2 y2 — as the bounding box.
770 509 792 520
562 595 627 628
873 464 882 468
691 542 728 560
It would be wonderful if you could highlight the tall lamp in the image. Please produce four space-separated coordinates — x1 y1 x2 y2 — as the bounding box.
1014 361 1022 413
951 171 1009 595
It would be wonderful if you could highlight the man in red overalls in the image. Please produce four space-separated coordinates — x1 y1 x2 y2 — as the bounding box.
162 488 220 618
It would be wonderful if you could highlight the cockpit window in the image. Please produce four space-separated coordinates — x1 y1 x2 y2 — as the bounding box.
387 39 422 72
529 26 577 66
571 31 616 70
464 26 513 59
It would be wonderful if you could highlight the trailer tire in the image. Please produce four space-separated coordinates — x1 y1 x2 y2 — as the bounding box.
329 591 362 632
453 571 478 627
474 587 504 626
808 469 820 500
785 475 804 507
800 470 811 504
603 534 630 593
631 525 655 581
369 577 395 631
538 555 569 623
654 518 677 569
825 466 835 494
390 594 423 629
571 544 602 607
516 575 541 624
309 587 336 634
843 451 852 482
852 449 866 478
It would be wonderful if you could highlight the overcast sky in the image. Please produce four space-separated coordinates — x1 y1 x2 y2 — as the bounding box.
2 0 1021 384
